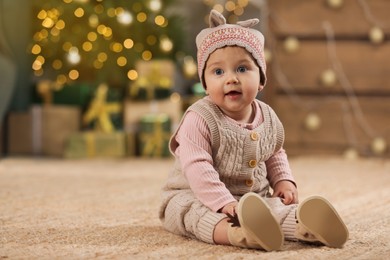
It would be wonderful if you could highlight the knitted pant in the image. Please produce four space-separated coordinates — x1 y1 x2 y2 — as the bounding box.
161 193 298 244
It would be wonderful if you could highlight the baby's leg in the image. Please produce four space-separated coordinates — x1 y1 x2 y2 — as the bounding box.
213 218 230 245
264 197 298 241
265 196 349 247
162 193 226 244
215 193 284 251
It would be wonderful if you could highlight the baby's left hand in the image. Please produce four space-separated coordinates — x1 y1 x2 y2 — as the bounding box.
272 180 298 205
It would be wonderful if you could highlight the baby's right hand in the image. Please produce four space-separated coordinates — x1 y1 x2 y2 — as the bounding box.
221 201 238 216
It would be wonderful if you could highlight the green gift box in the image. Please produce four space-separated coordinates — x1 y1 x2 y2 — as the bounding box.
138 113 171 157
129 77 171 100
32 81 94 109
64 131 126 159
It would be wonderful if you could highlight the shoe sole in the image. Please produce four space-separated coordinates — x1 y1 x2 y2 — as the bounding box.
297 196 349 248
237 193 284 251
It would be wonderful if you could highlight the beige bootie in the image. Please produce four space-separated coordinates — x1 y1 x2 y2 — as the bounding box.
228 193 284 251
296 196 349 248
227 225 264 250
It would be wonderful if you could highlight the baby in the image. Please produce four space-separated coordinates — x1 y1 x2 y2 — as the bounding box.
159 10 348 251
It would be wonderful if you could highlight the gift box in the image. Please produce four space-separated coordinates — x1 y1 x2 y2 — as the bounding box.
138 113 171 157
7 105 81 156
128 60 175 100
7 112 33 155
123 95 182 135
64 131 126 159
33 81 93 109
83 83 123 133
125 132 137 156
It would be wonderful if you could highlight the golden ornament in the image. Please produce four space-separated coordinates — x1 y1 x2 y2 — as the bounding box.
264 48 272 63
283 36 300 54
326 0 344 9
369 26 384 44
304 112 321 131
183 56 197 79
320 69 337 87
343 148 359 160
371 137 387 155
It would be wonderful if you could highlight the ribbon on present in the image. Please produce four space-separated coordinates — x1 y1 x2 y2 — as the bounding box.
130 62 172 100
83 83 121 133
36 80 53 105
139 114 171 157
36 80 64 105
84 132 96 158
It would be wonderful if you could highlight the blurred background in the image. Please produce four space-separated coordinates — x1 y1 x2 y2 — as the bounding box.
0 0 389 159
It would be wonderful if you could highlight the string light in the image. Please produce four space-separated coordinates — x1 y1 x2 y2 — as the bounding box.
117 10 133 25
320 69 337 87
67 47 81 64
149 0 162 12
283 36 300 53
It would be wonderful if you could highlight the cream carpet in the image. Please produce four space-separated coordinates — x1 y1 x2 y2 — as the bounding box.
0 156 389 259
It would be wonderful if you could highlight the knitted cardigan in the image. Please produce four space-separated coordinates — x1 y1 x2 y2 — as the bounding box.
160 97 294 214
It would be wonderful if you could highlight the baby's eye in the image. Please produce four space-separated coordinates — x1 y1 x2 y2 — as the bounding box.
237 66 247 73
214 68 223 75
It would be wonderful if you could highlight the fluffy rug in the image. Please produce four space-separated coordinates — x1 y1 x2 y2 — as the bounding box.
0 156 389 259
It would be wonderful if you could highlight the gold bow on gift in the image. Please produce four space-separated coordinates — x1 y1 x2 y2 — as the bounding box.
36 80 63 105
130 62 172 99
139 114 171 157
83 83 121 133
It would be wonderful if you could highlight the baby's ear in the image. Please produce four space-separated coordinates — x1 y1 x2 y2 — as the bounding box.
209 10 226 27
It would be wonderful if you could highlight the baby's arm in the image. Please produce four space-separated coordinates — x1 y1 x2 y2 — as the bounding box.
175 111 237 212
266 148 298 205
272 180 298 205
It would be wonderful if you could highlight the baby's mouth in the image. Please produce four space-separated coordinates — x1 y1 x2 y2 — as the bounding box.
225 90 242 96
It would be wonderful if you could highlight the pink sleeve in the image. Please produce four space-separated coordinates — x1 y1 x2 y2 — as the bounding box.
265 148 296 188
175 111 236 212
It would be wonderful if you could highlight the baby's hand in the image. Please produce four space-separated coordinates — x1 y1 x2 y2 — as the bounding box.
272 180 298 205
221 201 238 216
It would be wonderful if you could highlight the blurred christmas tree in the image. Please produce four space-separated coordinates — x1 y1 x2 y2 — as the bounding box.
30 0 187 87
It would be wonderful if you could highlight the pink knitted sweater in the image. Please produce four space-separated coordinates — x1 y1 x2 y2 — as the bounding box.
171 97 295 212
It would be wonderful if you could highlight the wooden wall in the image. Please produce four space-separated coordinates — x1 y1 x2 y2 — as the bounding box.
266 0 390 157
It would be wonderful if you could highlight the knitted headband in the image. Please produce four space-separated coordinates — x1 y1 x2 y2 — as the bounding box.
196 10 267 88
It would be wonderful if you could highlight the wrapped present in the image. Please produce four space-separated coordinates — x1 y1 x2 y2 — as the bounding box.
83 83 122 133
7 111 33 155
129 60 175 100
33 80 93 108
123 93 182 134
64 131 126 159
7 105 81 156
125 132 137 157
138 113 171 157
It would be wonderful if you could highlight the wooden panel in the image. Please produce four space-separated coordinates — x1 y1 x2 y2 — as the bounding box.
269 41 390 94
274 95 390 156
268 0 390 37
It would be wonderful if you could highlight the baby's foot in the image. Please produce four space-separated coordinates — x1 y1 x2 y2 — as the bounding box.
237 192 284 251
296 196 349 248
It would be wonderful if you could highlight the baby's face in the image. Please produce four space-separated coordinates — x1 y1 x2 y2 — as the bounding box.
203 46 261 122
